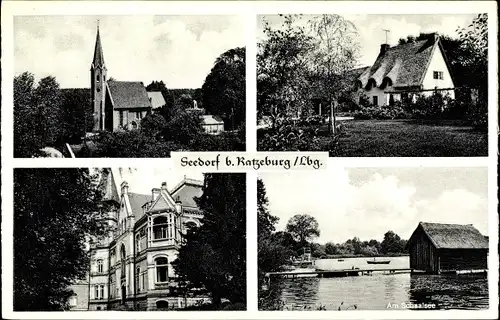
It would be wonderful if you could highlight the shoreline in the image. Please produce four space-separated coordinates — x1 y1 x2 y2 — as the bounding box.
315 254 409 260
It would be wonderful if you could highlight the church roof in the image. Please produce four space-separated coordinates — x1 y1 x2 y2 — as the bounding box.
91 27 105 69
107 81 152 110
147 91 166 109
358 35 445 89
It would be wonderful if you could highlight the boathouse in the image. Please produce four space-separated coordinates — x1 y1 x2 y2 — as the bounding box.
406 222 488 274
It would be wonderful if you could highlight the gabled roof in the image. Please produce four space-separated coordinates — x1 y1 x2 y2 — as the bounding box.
147 91 166 109
102 169 120 203
201 115 224 125
91 27 106 69
107 81 152 110
358 36 445 89
127 192 150 220
408 222 489 250
170 178 204 209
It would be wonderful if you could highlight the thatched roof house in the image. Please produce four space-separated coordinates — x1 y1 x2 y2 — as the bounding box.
406 222 488 274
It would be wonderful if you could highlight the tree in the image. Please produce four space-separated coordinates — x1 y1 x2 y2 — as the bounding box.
14 168 108 310
380 230 404 254
178 93 194 109
257 178 278 238
308 14 360 134
285 214 320 246
60 88 92 143
140 113 168 140
258 15 315 126
324 241 338 255
202 47 246 130
14 73 66 157
173 174 246 308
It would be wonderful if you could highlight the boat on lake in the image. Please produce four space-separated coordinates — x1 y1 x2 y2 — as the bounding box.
367 258 391 264
337 259 345 262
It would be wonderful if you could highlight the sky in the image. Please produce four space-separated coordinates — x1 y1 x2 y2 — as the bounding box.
98 167 204 195
14 15 245 89
258 14 478 67
259 167 488 244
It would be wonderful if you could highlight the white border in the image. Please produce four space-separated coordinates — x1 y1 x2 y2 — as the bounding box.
1 1 498 319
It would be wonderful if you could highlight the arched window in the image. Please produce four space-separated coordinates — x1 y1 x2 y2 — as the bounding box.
136 267 141 292
135 233 141 252
131 121 137 130
96 73 100 83
156 300 169 310
153 216 169 240
120 244 126 279
96 259 103 273
155 257 168 283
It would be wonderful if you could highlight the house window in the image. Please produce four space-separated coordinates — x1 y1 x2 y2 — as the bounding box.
155 257 169 283
372 96 378 106
136 234 141 252
94 285 104 300
141 272 147 291
433 71 444 80
136 267 141 292
96 259 103 273
120 244 126 279
153 216 171 240
119 111 124 127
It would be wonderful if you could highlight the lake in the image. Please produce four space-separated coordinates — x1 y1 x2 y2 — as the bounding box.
260 256 489 310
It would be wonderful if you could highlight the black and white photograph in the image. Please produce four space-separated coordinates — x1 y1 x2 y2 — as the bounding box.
257 14 488 157
13 168 246 310
258 167 489 310
14 15 246 158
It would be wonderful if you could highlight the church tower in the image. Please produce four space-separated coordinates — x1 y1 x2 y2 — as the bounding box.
90 24 107 132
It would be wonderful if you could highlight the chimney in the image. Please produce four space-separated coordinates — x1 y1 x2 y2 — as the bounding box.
175 199 182 213
152 188 160 201
380 44 390 55
121 181 129 195
161 182 167 190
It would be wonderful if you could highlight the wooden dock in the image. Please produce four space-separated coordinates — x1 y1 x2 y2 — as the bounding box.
265 268 413 279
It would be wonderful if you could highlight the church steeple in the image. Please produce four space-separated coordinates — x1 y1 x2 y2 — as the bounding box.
90 22 107 132
92 24 106 69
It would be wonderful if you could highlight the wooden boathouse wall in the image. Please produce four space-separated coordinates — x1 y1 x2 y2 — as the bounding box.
439 249 487 272
409 226 438 273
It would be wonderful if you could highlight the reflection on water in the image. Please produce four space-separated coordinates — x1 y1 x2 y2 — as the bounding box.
260 257 488 310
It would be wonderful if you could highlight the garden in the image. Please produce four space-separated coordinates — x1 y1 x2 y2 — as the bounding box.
257 14 488 157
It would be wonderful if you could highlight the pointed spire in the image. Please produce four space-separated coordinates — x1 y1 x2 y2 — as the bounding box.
92 22 105 68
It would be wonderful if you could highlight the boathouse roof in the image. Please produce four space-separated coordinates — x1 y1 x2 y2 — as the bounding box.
408 222 489 250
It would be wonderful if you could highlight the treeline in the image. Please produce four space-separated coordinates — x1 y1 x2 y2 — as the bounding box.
309 231 408 259
14 47 246 158
258 178 408 281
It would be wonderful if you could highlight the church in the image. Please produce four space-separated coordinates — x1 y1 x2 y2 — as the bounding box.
89 25 224 135
69 169 209 310
90 26 154 132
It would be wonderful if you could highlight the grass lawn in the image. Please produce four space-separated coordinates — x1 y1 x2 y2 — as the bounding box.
330 119 487 157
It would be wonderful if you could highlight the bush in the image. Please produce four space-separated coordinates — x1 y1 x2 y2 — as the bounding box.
353 102 410 120
257 120 340 153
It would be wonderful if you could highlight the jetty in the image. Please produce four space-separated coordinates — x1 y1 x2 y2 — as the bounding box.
265 268 413 279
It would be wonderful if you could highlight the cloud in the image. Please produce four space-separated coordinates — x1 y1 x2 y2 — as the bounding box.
261 168 488 244
14 15 244 88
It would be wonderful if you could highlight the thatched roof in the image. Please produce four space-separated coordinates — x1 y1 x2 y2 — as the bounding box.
357 34 449 89
409 222 489 250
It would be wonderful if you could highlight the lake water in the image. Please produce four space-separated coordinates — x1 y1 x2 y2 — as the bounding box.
260 256 489 310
